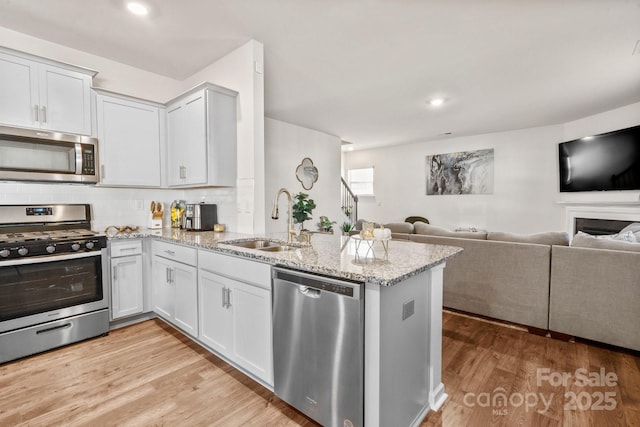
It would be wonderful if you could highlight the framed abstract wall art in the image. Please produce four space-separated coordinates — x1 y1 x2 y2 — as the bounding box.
426 148 494 195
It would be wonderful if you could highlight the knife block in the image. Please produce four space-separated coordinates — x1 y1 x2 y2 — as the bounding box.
148 212 163 229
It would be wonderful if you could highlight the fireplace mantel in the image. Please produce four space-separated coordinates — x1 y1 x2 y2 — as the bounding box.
555 200 640 206
561 203 640 234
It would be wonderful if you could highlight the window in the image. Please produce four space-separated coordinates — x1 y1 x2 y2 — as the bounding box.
347 167 374 196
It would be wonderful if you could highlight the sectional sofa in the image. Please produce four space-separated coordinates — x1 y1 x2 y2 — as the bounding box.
361 220 640 351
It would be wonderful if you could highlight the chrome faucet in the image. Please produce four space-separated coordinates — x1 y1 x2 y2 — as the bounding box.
271 188 295 244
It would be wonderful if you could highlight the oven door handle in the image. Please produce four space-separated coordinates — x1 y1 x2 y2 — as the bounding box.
0 251 102 267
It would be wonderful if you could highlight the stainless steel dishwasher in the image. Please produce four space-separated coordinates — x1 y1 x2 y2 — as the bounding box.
272 267 364 427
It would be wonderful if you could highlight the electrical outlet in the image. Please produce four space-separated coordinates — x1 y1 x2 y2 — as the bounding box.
135 199 144 210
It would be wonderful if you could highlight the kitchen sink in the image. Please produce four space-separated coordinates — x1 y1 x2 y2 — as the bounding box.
257 245 296 252
227 239 282 249
222 239 298 252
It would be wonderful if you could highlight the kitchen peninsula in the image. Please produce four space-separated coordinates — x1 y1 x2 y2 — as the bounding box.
112 229 462 427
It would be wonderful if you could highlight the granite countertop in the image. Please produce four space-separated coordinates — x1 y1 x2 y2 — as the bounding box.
110 228 462 286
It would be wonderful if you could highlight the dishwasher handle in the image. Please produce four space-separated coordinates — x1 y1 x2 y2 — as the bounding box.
272 267 362 300
299 286 321 298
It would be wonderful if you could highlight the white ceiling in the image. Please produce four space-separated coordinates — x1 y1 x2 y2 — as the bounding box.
1 0 639 149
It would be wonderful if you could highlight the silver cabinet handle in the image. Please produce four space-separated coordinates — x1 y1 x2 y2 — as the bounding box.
166 267 170 283
222 287 232 308
41 106 47 123
170 268 175 284
165 250 175 256
34 105 39 122
112 266 118 311
101 165 105 179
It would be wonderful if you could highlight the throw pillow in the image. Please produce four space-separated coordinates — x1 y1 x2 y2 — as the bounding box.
615 231 637 243
618 223 640 241
571 232 640 253
576 231 616 239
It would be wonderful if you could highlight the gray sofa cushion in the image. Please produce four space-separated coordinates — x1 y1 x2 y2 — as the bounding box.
389 233 412 240
409 234 550 329
383 222 414 234
550 245 640 351
413 222 487 240
571 233 640 253
488 231 569 246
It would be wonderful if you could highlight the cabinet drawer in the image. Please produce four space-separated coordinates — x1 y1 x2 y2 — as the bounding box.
110 240 142 257
198 250 271 289
153 240 197 266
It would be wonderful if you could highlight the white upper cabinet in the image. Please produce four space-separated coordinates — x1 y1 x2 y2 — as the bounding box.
0 48 94 135
166 83 237 187
95 91 163 187
167 91 207 186
0 52 37 129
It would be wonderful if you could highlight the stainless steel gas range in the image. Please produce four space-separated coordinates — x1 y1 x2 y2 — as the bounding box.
0 204 109 364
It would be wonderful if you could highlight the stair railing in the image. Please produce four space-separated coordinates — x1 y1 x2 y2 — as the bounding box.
341 177 358 224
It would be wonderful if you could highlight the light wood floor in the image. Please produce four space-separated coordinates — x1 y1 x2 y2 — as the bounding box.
1 312 638 426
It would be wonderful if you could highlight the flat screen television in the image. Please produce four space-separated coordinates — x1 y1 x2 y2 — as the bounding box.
558 124 640 192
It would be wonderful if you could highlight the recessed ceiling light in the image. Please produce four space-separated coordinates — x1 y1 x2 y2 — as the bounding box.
429 98 445 107
127 2 149 16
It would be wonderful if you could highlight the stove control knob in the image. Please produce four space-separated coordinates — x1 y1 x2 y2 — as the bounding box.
71 242 81 251
46 245 56 254
18 247 29 256
85 241 95 250
0 249 9 258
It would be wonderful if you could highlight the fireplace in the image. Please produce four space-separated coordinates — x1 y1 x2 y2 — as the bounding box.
574 218 635 236
564 204 640 236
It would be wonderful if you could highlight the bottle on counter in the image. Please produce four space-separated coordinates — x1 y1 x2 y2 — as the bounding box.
171 200 186 228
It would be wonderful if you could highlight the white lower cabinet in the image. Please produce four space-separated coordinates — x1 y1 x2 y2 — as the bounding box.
110 240 144 320
148 241 272 386
230 279 272 382
152 241 198 337
198 250 273 386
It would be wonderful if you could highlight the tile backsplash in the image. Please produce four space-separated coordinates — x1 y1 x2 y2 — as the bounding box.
0 182 237 232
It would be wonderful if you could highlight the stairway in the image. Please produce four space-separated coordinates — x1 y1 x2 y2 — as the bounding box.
341 177 358 228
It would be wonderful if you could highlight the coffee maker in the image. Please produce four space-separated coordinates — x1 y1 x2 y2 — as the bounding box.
181 203 217 231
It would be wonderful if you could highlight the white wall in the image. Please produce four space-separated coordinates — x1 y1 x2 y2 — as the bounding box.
344 102 640 234
265 118 342 235
182 40 265 234
0 28 263 233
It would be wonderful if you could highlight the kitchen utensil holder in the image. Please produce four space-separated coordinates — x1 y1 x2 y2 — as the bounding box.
148 212 162 229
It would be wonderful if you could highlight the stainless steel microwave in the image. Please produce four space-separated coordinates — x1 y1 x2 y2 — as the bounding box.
0 125 98 184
